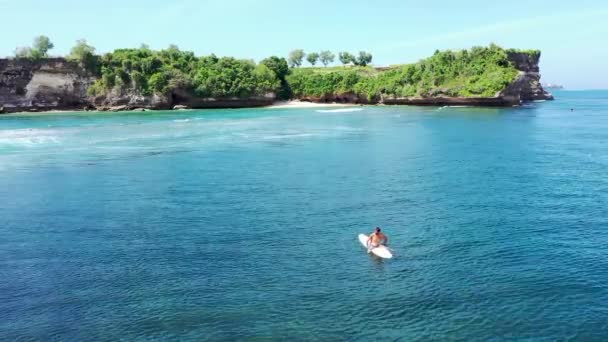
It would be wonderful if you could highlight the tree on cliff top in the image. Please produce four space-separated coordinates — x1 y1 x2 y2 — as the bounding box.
67 39 99 73
319 51 335 67
338 52 354 65
288 49 305 68
14 35 54 60
68 39 95 60
260 56 291 100
354 51 373 66
32 36 54 59
337 51 372 66
306 52 320 66
260 56 289 79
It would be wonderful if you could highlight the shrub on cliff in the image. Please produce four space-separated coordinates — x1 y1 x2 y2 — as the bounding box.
260 56 291 100
287 67 364 97
260 56 289 80
338 52 355 65
67 39 100 74
288 49 305 68
306 53 320 66
335 51 372 66
13 35 54 61
194 57 279 98
31 36 54 59
319 51 335 67
354 51 373 66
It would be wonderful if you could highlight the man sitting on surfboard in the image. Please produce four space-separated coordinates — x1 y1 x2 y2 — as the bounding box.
367 227 388 252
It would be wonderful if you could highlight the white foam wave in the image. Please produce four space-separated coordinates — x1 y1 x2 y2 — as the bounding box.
316 108 364 113
0 128 61 147
0 112 365 167
262 133 317 140
333 125 359 131
438 105 471 110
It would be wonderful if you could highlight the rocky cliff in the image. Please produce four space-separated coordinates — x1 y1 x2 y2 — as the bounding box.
500 51 554 102
0 58 274 113
0 58 94 113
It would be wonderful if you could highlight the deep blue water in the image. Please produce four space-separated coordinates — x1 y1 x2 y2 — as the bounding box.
1 91 608 340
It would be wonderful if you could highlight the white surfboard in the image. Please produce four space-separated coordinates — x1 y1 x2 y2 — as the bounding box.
358 234 393 259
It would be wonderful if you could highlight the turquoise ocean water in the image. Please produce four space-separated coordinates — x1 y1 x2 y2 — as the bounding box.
1 90 607 340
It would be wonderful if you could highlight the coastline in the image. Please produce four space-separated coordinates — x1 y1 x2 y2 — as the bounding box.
0 99 540 116
0 95 551 115
0 101 361 116
1 48 553 115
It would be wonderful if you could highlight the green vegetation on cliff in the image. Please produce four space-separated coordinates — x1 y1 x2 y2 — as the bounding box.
14 35 55 60
288 45 520 100
10 36 533 103
506 48 541 59
67 39 100 72
88 46 280 98
87 44 522 100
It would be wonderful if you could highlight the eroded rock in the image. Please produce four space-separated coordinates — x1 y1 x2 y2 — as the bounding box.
0 58 95 113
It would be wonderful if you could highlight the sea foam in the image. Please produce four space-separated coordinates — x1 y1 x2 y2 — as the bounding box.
316 108 364 113
0 128 61 147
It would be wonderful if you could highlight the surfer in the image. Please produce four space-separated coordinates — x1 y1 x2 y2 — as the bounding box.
367 227 388 252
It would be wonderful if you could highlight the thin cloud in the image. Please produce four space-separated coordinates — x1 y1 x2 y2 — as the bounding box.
377 8 608 52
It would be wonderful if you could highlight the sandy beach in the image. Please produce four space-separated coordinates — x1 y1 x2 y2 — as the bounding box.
267 100 357 109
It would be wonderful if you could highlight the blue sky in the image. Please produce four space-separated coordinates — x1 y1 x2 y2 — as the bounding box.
1 0 607 88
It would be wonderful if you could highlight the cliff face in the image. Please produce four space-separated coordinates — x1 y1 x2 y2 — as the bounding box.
500 51 554 102
0 58 274 113
91 90 172 111
0 58 95 113
92 89 274 111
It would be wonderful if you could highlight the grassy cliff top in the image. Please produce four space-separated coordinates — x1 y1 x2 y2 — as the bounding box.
287 44 522 99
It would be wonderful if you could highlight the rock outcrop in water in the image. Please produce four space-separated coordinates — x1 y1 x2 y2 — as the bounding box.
0 50 552 113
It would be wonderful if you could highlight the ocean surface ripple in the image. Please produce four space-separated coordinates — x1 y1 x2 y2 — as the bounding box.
1 92 608 340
